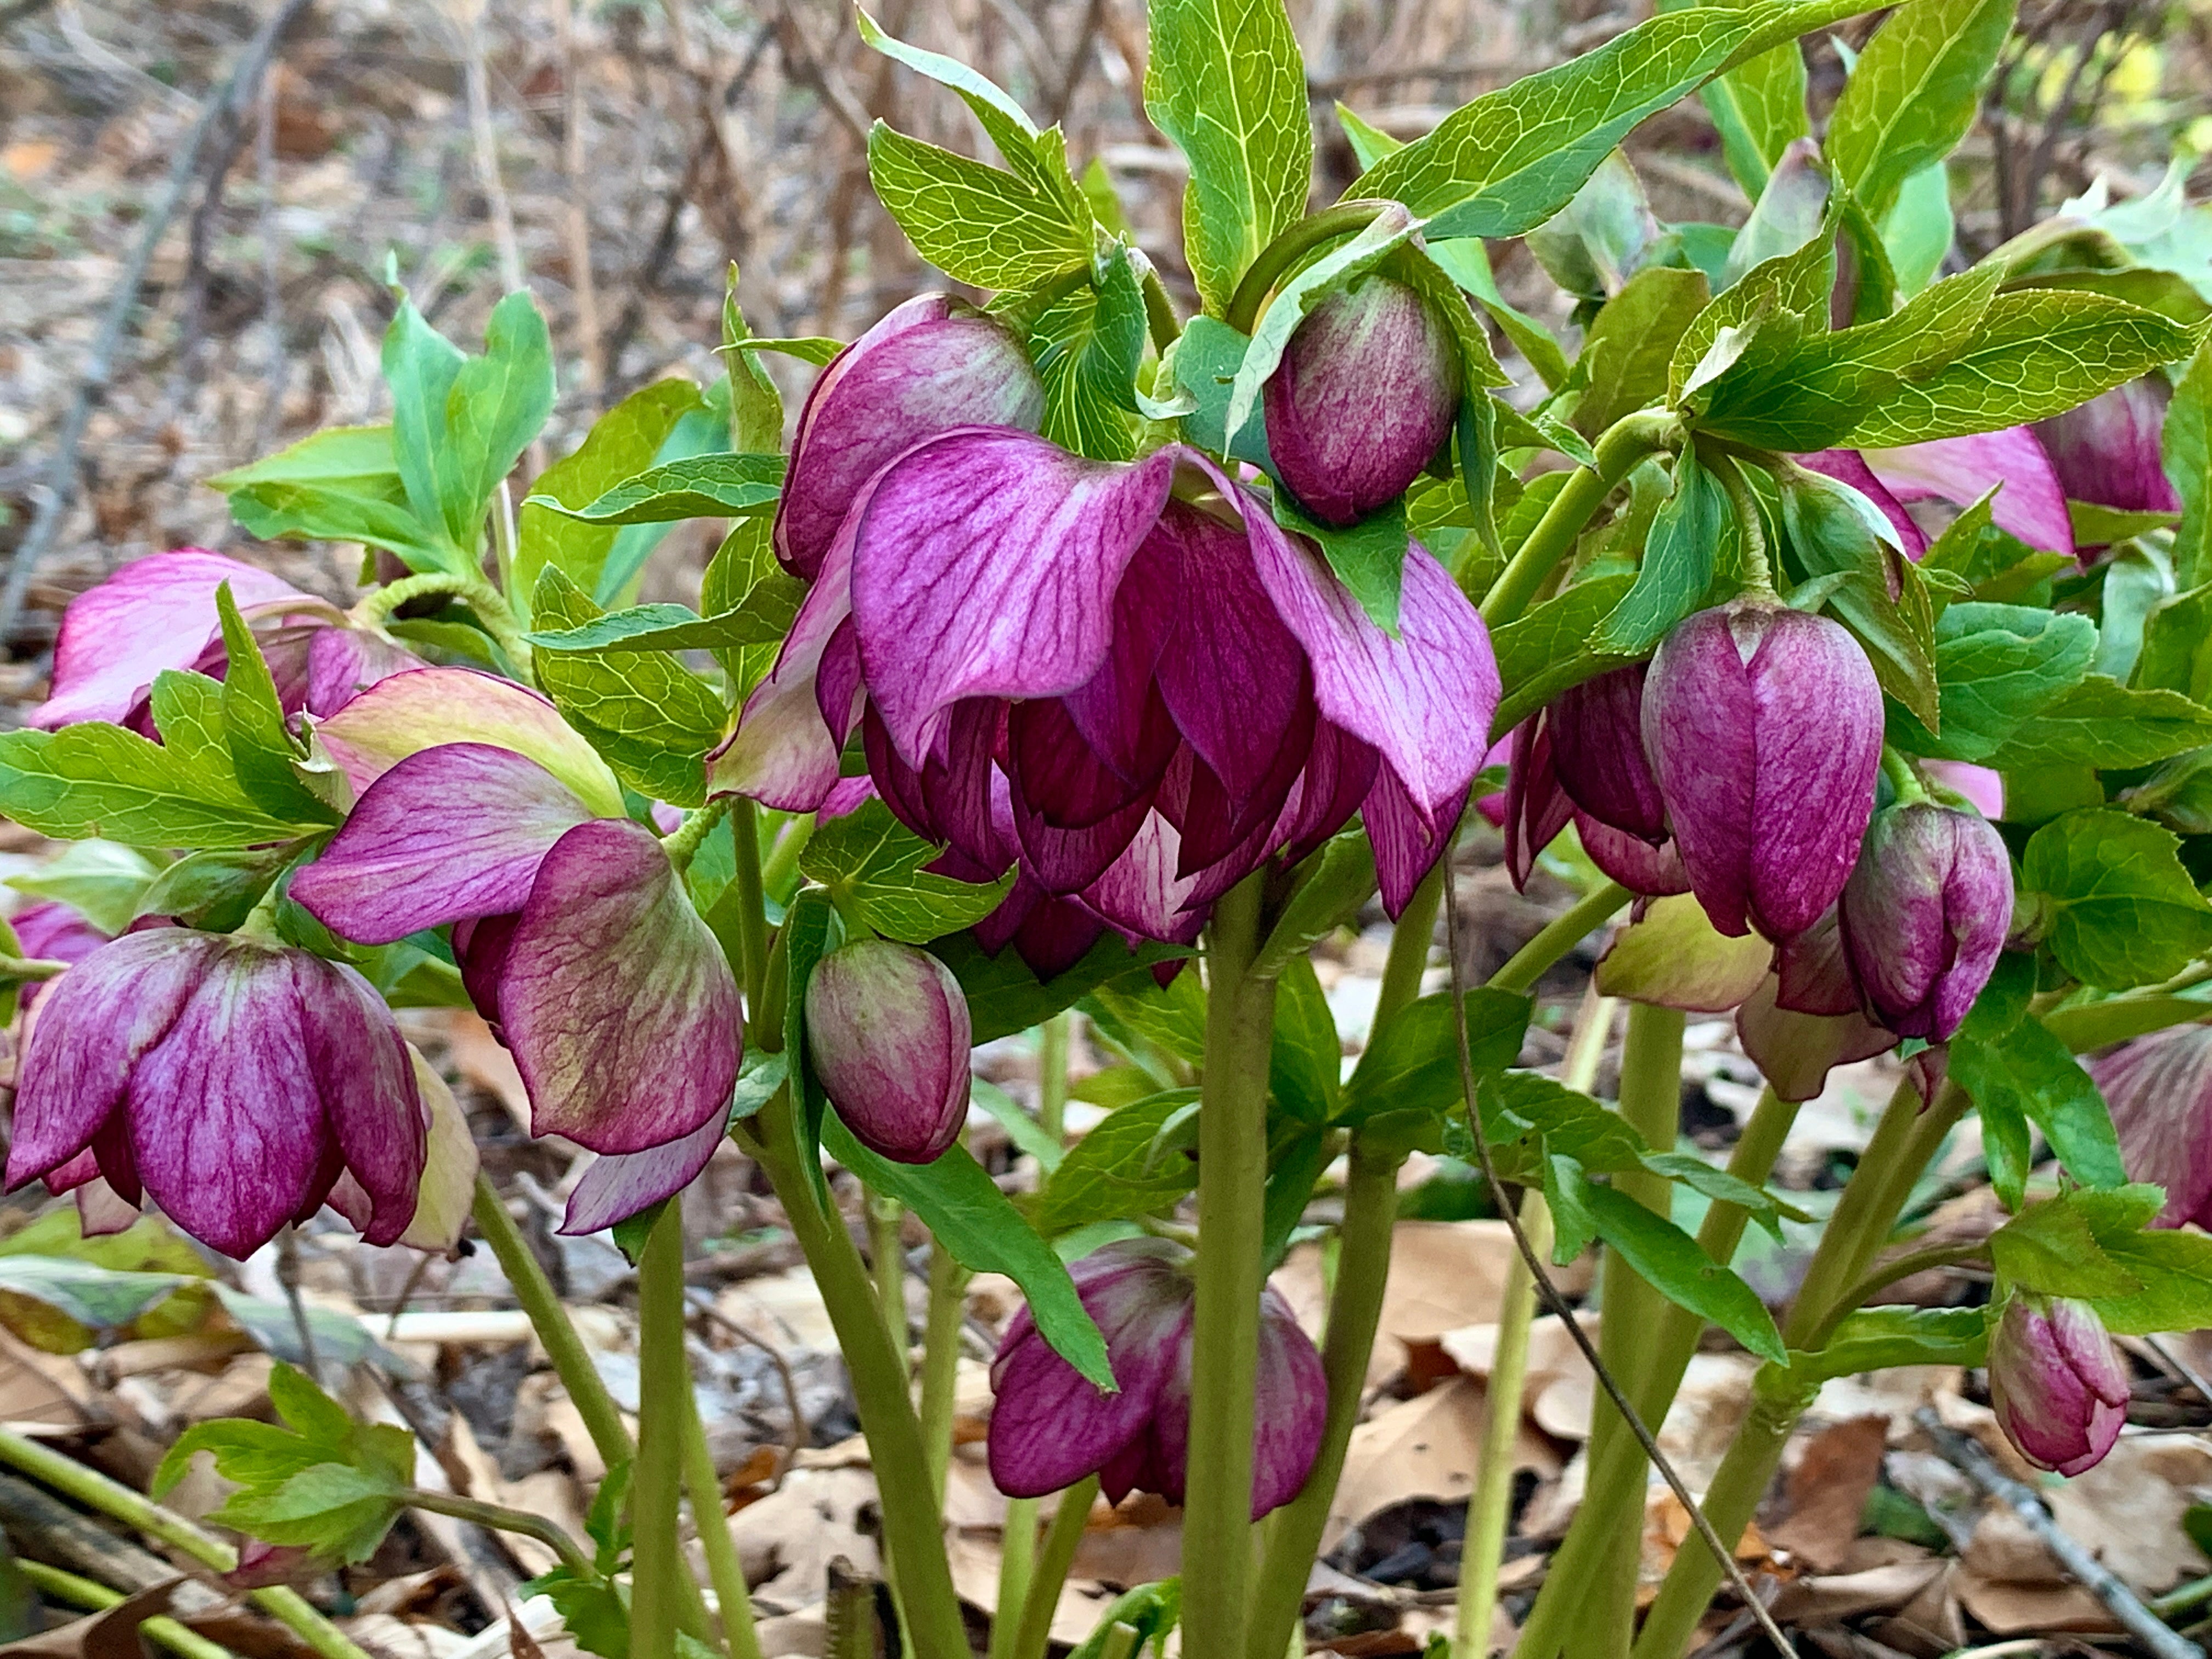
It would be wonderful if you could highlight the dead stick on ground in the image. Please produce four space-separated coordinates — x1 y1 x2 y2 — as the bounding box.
1914 1408 2203 1659
1440 860 1799 1656
0 0 312 647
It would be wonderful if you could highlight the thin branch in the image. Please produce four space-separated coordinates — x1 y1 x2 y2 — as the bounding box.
1439 856 1799 1656
0 0 314 647
689 1291 805 1492
1914 1407 2203 1659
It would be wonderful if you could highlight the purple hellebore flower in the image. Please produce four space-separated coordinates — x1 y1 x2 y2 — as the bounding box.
9 900 110 1011
1923 760 2005 821
2034 376 2180 518
1643 599 1884 943
2084 1025 2212 1229
5 930 425 1259
1548 663 1667 843
287 673 739 1233
987 1238 1325 1518
1261 275 1461 528
1988 1293 2130 1477
805 938 973 1164
1800 430 2074 560
1737 906 1895 1101
713 429 1499 944
1837 800 2013 1040
27 550 419 731
774 294 1046 581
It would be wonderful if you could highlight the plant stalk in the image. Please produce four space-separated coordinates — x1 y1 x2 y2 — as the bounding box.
402 1488 594 1577
681 1388 766 1659
16 1559 235 1659
989 1499 1040 1659
1481 411 1680 627
752 1101 972 1659
631 1203 706 1659
1376 861 1444 1029
1489 882 1632 998
0 1429 375 1659
918 1237 970 1506
1012 1477 1101 1659
1224 201 1399 334
729 797 772 1017
867 1190 910 1378
469 1176 634 1470
1180 873 1280 1659
1039 1012 1072 1143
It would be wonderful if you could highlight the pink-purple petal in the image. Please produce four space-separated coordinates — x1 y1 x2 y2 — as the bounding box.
561 1108 730 1235
1797 451 1926 557
294 955 427 1248
1863 429 2075 558
709 526 858 811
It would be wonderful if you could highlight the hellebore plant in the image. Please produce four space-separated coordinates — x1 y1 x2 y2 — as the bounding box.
12 1 2212 1657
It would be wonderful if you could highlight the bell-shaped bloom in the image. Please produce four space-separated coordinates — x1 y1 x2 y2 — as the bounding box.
287 673 739 1232
2085 1025 2212 1229
1801 429 2073 560
1500 715 1688 897
1837 801 2013 1040
1262 276 1460 527
774 294 1046 580
1737 906 1895 1100
4 930 425 1259
28 550 419 731
1643 600 1883 942
987 1239 1325 1518
715 430 1498 940
2034 376 2180 517
1988 1293 2130 1476
1548 664 1666 842
805 939 972 1164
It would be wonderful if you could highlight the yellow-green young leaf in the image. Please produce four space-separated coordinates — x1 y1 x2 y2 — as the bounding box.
1036 1090 1204 1234
2021 808 2212 990
447 291 556 535
527 452 784 527
1031 248 1147 461
2167 340 2212 588
206 424 402 493
212 586 340 828
797 798 1014 943
224 476 458 576
1826 0 2013 223
1572 266 1712 441
4 840 158 934
1846 294 2204 449
866 122 1093 291
381 294 470 550
1349 0 1863 242
529 568 729 808
0 719 318 849
517 380 708 605
1144 0 1312 317
1701 36 1810 199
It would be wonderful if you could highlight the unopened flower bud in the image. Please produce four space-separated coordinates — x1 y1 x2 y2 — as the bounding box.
1837 800 2012 1040
1262 276 1459 527
805 938 972 1164
1988 1293 2130 1476
1643 600 1883 941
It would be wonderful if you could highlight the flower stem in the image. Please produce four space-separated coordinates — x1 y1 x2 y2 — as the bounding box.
1880 746 1930 805
681 1389 766 1659
988 1500 1040 1659
1375 861 1444 1030
729 797 772 1017
1180 872 1280 1659
17 1560 234 1659
402 1489 595 1577
1225 201 1398 334
0 1429 375 1659
1509 1083 1802 1659
1489 882 1632 997
867 1191 910 1376
1713 454 1772 595
469 1176 634 1470
1481 410 1680 627
1573 1002 1685 1658
631 1202 707 1659
758 813 816 901
662 795 734 873
1011 1477 1101 1659
1456 1186 1551 1658
347 571 470 628
752 1099 971 1659
1038 1013 1072 1143
918 1238 970 1506
1246 1135 1402 1659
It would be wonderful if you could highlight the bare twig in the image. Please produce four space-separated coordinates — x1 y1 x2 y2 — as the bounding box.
769 0 873 144
1438 859 1799 1657
1914 1407 2203 1659
0 0 314 648
458 1 525 297
689 1291 805 1492
555 0 604 395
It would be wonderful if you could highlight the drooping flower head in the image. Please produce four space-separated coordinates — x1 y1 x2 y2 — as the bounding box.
2034 376 2180 518
1261 275 1461 528
1838 800 2013 1040
287 669 740 1233
2085 1024 2212 1229
1643 599 1884 942
1988 1293 2130 1477
714 425 1499 968
806 938 973 1164
5 929 426 1259
988 1239 1325 1518
29 550 419 732
1800 430 2074 561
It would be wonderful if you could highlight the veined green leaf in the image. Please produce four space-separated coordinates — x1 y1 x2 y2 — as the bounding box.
526 580 802 656
2022 808 2212 990
0 720 321 850
516 379 708 605
1826 0 2013 223
2168 340 2212 587
799 799 1014 944
224 478 457 575
1144 0 1313 316
1032 247 1147 461
867 122 1094 291
1581 1182 1787 1362
526 451 783 528
1981 674 2212 769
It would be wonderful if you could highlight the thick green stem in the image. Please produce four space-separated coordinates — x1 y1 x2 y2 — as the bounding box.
1225 201 1397 333
1510 1086 1801 1659
1012 1479 1101 1659
469 1177 634 1469
0 1429 374 1659
1038 1013 1071 1143
1489 883 1631 998
1480 411 1680 627
753 1103 970 1659
1140 265 1181 353
18 1560 234 1659
1456 1188 1552 1658
918 1239 970 1506
758 814 815 900
1629 1081 1966 1659
1575 1003 1685 1658
1376 862 1444 1030
729 797 771 1017
1246 1137 1403 1659
461 573 534 681
1181 874 1280 1659
632 1204 705 1659
867 1192 910 1377
681 1391 766 1659
988 1500 1040 1659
